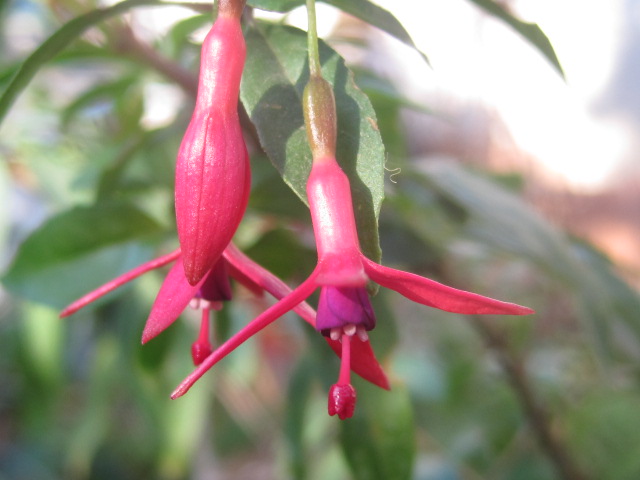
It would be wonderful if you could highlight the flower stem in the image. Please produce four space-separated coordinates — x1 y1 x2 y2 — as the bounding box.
306 0 322 77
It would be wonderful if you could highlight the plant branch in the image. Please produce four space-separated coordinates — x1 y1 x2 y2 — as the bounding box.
113 25 198 96
469 315 588 480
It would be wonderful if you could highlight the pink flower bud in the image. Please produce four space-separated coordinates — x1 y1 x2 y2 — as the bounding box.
175 14 249 286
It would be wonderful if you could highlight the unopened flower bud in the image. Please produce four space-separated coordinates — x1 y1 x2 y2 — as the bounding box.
175 11 249 285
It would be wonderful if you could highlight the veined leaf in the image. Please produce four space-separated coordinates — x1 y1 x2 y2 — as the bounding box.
2 202 163 308
247 0 429 63
467 0 564 77
241 22 385 262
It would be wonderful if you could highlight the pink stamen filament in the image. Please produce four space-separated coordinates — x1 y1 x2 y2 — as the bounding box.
338 332 352 385
198 308 211 347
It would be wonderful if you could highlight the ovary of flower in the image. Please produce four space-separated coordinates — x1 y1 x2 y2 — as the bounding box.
175 8 250 286
59 242 388 384
171 157 534 402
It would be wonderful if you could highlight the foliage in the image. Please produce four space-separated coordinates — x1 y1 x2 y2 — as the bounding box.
0 1 636 479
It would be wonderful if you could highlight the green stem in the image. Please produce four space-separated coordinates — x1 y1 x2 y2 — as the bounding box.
306 0 322 77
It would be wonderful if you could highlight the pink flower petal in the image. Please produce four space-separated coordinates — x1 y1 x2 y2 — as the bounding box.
362 256 534 316
171 274 319 399
142 258 204 344
60 249 181 318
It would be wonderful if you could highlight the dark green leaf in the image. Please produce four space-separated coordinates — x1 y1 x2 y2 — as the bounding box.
467 0 564 77
248 0 428 63
3 202 163 308
241 22 384 262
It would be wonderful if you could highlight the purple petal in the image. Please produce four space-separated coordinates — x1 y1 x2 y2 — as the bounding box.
198 258 232 302
362 256 534 316
316 286 376 334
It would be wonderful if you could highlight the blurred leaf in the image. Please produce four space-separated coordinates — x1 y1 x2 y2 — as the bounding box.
566 391 640 480
61 76 139 129
419 161 640 360
284 356 316 480
0 0 172 128
244 227 316 279
241 22 384 262
467 0 564 77
3 201 163 308
248 0 429 63
166 13 212 56
340 381 416 480
65 336 120 478
20 303 64 388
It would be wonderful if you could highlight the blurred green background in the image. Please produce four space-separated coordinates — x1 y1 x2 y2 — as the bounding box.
2 1 640 479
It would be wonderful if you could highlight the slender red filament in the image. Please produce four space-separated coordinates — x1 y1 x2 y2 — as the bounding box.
338 332 352 385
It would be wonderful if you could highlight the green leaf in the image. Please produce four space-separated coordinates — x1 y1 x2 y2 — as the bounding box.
467 0 564 77
0 0 193 128
241 22 384 262
247 0 428 63
340 381 416 480
566 391 640 480
61 76 139 129
3 202 163 308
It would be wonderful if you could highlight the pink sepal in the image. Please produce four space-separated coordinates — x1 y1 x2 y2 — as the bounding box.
223 243 317 325
362 256 534 316
171 274 319 399
142 258 204 343
60 249 181 318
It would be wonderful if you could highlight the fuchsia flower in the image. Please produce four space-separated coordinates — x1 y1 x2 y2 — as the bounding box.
60 243 389 386
171 157 534 418
175 2 250 285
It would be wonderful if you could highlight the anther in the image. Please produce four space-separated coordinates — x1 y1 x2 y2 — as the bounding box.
356 325 369 342
343 324 356 337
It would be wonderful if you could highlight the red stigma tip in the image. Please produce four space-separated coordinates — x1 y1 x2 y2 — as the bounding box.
328 383 357 420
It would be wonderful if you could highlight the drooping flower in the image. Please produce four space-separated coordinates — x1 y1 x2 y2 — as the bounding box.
59 243 389 385
175 0 250 286
170 157 534 417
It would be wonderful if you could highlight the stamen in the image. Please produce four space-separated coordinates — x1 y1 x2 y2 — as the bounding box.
356 325 369 342
338 332 352 385
330 327 342 341
328 332 356 420
191 308 212 365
